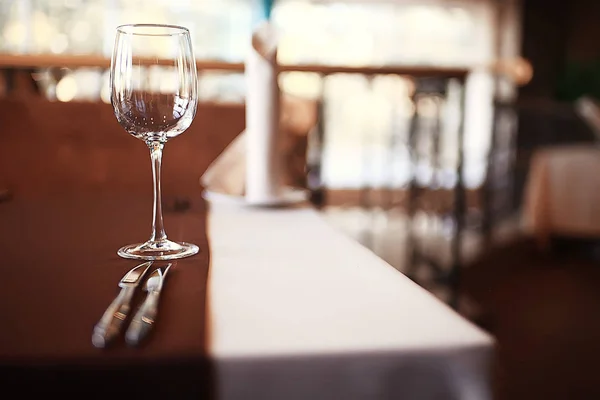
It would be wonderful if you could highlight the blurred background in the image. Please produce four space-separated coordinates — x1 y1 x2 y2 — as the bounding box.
2 1 600 397
0 0 524 261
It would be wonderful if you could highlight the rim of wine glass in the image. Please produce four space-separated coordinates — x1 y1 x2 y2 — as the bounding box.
116 24 190 37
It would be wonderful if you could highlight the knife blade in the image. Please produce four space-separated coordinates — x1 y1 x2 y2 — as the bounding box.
125 263 172 346
92 261 152 348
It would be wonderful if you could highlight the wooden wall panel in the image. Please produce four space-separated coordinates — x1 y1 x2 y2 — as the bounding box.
0 98 245 199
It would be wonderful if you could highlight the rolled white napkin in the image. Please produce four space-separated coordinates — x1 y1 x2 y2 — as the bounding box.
245 21 283 205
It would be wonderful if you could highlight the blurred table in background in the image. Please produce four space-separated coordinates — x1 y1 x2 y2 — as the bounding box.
523 144 600 248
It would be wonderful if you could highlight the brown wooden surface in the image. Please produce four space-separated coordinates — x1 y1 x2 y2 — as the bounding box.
0 194 210 361
0 193 212 398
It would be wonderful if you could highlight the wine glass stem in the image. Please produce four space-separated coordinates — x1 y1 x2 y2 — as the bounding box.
149 141 167 242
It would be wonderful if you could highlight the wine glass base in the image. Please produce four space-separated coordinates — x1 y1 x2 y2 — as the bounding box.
117 239 199 261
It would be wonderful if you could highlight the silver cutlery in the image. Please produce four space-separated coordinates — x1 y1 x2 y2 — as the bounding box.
92 261 152 348
125 263 172 346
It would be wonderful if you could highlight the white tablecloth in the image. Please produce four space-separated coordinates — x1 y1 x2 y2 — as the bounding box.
207 202 494 399
523 145 600 246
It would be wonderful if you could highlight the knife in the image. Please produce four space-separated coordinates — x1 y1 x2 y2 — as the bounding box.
92 262 152 348
125 263 172 347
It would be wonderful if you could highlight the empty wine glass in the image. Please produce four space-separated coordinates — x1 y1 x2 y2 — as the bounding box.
111 24 198 260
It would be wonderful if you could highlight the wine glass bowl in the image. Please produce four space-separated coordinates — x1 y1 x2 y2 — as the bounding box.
113 91 196 142
110 24 199 260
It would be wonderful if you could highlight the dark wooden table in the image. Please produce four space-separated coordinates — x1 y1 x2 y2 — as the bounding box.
0 192 212 398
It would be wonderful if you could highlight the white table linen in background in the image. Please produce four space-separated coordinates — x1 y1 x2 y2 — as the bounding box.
523 145 600 246
207 202 494 400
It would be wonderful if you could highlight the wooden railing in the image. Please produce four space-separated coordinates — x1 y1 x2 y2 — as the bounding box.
0 53 469 79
